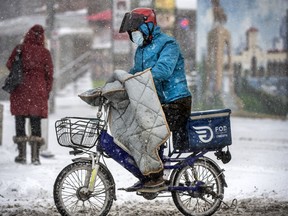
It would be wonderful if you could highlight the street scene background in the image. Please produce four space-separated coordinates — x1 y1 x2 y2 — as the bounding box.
0 0 287 215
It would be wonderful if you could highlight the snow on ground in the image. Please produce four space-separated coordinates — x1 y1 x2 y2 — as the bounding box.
0 73 288 215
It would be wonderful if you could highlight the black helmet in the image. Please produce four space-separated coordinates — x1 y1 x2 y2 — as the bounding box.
119 8 157 33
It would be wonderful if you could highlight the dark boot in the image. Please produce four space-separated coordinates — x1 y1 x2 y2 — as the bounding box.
29 136 44 165
144 171 165 188
13 136 28 164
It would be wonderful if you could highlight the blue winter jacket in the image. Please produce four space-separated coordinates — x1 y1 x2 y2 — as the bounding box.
129 23 191 104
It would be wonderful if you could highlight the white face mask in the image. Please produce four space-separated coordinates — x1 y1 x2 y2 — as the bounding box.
131 31 144 47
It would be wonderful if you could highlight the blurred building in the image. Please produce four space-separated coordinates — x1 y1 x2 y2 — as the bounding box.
232 27 287 78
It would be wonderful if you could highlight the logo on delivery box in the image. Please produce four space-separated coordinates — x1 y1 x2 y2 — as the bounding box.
192 126 213 143
193 125 228 143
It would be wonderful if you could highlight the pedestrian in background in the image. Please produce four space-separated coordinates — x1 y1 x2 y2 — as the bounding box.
6 24 54 165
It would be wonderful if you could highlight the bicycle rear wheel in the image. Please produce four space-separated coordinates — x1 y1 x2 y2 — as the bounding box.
53 161 114 216
171 159 224 216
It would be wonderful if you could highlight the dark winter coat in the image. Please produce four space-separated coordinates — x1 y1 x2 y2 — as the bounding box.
6 25 53 118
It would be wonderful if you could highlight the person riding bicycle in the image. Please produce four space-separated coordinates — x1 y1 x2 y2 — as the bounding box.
119 8 192 189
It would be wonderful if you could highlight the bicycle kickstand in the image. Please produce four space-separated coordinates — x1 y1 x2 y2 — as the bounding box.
220 198 238 211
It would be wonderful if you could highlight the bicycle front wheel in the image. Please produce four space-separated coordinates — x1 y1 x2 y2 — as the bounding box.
53 161 114 216
172 159 224 216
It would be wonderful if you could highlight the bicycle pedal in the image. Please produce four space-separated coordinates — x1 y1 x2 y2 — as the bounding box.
137 185 167 193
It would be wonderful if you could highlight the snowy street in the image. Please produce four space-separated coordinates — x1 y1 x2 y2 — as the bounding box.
0 73 288 215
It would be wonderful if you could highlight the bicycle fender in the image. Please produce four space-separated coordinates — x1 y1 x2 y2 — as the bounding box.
72 157 91 162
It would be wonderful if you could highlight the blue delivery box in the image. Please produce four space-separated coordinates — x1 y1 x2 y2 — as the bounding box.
187 109 232 152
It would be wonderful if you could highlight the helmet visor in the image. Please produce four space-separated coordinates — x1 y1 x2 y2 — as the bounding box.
119 12 145 33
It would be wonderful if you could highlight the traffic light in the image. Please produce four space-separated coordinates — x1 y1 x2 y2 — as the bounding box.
179 17 189 30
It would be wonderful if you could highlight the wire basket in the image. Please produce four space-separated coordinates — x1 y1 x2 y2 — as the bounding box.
55 117 105 148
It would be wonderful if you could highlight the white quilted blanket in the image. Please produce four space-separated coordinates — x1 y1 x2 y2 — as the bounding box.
102 69 170 176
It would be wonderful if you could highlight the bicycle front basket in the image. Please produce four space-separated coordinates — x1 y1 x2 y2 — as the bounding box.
55 117 104 148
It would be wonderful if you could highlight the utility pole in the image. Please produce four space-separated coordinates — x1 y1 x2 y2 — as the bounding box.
46 0 56 114
40 0 56 158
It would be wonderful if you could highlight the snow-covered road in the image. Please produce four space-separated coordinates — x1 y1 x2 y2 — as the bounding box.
0 73 287 215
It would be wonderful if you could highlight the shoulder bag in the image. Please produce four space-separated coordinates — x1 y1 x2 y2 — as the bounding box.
2 48 23 93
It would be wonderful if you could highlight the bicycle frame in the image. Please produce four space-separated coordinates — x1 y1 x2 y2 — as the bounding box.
97 129 217 193
54 89 235 216
56 94 230 193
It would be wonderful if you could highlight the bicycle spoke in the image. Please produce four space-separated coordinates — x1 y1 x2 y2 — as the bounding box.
172 159 224 215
